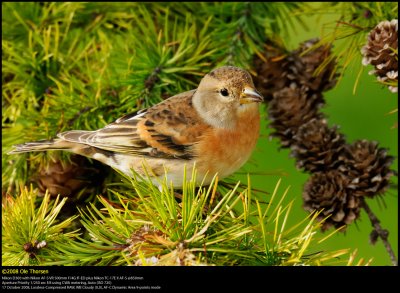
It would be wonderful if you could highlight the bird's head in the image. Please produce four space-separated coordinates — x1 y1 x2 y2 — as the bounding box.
193 66 263 129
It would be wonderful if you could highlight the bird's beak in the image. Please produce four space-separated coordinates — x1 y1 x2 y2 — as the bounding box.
240 87 264 104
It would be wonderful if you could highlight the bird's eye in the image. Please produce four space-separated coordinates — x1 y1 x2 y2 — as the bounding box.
220 88 229 97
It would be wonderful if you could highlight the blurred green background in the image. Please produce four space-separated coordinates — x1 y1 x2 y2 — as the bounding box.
234 6 398 265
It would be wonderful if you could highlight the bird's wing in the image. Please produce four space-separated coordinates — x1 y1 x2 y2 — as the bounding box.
58 90 210 159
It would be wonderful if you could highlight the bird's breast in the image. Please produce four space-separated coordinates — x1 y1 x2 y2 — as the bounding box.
195 111 260 178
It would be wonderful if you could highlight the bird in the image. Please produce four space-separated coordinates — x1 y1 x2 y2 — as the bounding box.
8 66 263 187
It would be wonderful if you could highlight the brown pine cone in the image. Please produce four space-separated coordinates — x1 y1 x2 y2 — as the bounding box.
338 140 395 198
253 43 289 101
361 19 398 93
303 170 361 231
292 38 338 93
290 118 346 173
253 38 338 101
268 84 325 147
34 155 109 197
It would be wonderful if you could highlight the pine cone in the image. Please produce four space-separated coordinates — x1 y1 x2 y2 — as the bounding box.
34 155 109 197
338 140 395 198
361 19 398 93
268 84 325 147
303 170 361 231
253 38 338 101
290 118 346 172
292 38 338 93
253 43 288 101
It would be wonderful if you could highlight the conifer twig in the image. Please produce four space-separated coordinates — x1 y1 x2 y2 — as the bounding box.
144 67 162 91
67 106 93 127
360 198 398 266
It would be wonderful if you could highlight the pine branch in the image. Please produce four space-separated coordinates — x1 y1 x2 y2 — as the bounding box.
2 187 79 265
174 2 307 69
300 2 398 91
47 168 360 266
360 198 398 266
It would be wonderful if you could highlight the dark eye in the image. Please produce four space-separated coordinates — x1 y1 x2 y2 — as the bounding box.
220 88 229 97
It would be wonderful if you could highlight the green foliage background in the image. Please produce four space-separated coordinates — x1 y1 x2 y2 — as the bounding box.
2 2 398 265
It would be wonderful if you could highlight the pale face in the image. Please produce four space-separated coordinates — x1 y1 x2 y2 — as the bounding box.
192 66 263 129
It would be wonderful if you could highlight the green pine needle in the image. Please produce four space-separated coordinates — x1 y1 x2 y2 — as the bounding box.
47 168 358 266
300 2 398 92
2 186 79 266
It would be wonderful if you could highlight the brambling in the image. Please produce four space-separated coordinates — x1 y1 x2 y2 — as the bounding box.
8 66 263 187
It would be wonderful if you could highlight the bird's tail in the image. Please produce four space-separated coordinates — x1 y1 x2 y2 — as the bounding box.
7 139 75 154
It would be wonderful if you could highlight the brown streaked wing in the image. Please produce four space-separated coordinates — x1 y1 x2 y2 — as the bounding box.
58 90 209 160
